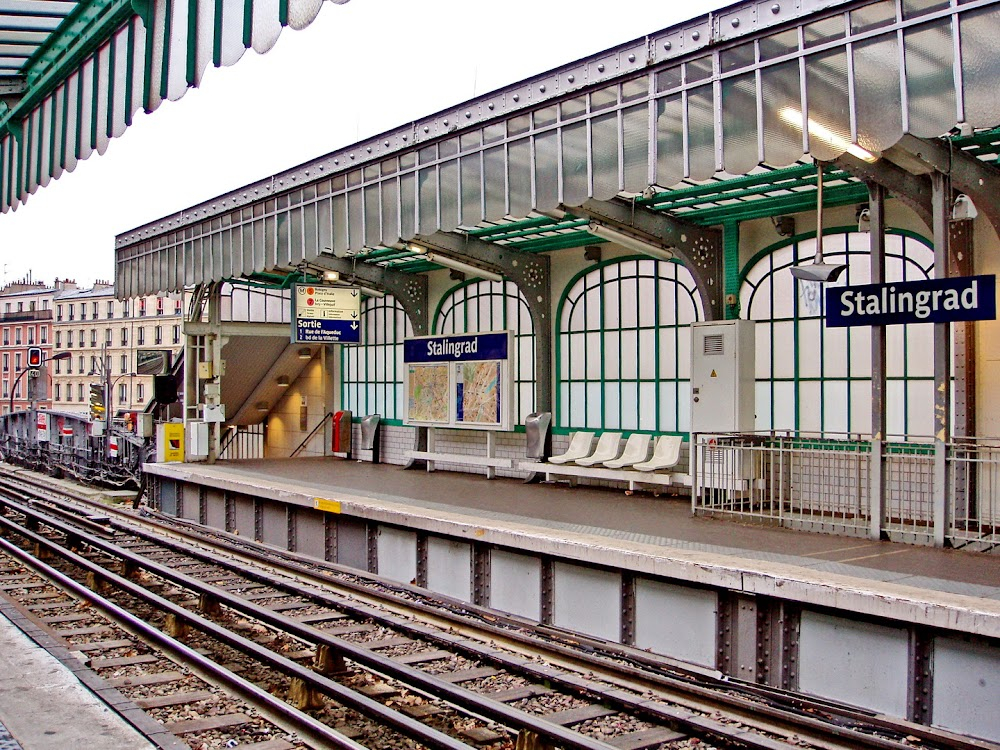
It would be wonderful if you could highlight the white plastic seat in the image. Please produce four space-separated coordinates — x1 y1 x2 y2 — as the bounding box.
633 435 682 472
575 432 623 467
603 433 652 469
547 431 595 464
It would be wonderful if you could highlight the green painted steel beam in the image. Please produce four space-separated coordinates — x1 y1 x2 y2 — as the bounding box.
678 182 869 225
466 216 559 238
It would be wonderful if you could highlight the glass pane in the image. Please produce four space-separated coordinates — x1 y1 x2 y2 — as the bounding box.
508 139 532 217
461 153 483 227
902 0 949 20
904 19 957 138
761 61 803 166
853 37 903 153
622 104 649 193
686 85 716 179
440 159 460 232
655 95 684 187
591 112 620 200
722 73 759 174
852 0 896 33
483 146 507 221
804 16 845 48
685 56 713 83
804 49 851 161
562 121 589 207
721 41 755 73
960 7 1000 128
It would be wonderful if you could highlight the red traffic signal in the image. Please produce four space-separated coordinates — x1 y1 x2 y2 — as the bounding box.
26 347 42 368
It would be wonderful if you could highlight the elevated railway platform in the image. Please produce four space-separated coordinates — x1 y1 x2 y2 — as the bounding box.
143 457 1000 744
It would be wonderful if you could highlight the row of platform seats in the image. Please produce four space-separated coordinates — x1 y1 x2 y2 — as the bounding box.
547 432 682 472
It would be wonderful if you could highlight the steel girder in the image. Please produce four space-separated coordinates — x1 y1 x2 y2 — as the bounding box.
569 199 723 321
308 254 429 336
414 231 553 413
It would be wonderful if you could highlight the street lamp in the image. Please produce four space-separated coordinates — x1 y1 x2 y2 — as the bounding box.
8 350 71 414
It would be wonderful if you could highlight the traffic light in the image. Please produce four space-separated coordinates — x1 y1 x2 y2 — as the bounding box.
26 347 42 368
89 383 106 421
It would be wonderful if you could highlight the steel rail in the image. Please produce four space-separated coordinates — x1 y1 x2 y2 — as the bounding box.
122 508 997 750
3 471 996 750
0 494 643 750
0 532 368 750
0 510 480 750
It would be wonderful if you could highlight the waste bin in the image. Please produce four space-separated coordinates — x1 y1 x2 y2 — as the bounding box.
360 414 382 464
524 412 552 460
332 410 353 457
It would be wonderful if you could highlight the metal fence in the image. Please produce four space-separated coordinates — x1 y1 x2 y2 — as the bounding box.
218 424 266 460
692 432 998 550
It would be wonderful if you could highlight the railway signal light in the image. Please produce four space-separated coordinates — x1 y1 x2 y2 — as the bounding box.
89 383 106 420
26 347 42 368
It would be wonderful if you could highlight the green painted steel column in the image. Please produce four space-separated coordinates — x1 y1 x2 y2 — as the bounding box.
723 221 740 320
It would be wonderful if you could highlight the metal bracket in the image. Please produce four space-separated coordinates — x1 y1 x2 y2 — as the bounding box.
834 153 933 230
416 231 554 413
311 254 430 336
570 198 724 320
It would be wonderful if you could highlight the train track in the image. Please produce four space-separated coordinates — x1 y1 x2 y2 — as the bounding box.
0 466 995 750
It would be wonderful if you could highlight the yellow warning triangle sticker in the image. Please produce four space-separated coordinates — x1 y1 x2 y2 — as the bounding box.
710 369 718 378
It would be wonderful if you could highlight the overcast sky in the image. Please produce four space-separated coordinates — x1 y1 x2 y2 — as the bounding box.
0 0 721 288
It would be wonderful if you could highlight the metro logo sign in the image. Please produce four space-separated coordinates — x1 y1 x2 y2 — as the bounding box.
825 275 996 328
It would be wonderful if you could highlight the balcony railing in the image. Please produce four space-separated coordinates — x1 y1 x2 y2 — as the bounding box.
0 309 52 322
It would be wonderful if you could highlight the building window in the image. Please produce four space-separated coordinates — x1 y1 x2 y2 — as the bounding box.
14 353 21 370
122 300 130 317
78 329 84 346
68 304 75 321
172 325 180 345
66 357 72 374
77 383 83 402
67 330 73 347
55 331 60 348
139 298 146 317
107 301 114 318
80 304 87 320
78 356 84 373
121 328 128 346
54 359 61 374
40 327 47 344
54 384 60 401
175 300 182 315
56 305 62 321
120 354 127 373
558 258 703 433
26 327 34 345
137 327 145 345
14 328 20 345
90 356 97 374
92 301 98 319
154 325 162 345
16 302 22 312
118 383 127 404
341 295 412 421
156 297 164 315
1 353 6 372
436 280 537 424
2 328 7 345
105 328 112 345
2 380 7 398
90 330 97 347
741 230 935 435
136 383 144 402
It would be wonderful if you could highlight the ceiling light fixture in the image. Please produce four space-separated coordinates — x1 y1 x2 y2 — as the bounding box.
790 163 847 283
276 375 290 387
586 222 675 261
298 347 312 360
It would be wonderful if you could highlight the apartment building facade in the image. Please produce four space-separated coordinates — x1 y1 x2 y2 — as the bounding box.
51 283 185 416
0 277 61 414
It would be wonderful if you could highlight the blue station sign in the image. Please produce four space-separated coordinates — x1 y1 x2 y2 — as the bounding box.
825 275 996 328
291 283 362 344
404 332 509 363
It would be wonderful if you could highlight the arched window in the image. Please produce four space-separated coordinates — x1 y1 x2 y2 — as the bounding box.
341 295 412 421
741 230 935 436
434 280 536 424
557 258 703 433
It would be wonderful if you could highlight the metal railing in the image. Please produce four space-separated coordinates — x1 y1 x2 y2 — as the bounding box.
218 424 266 460
692 432 998 549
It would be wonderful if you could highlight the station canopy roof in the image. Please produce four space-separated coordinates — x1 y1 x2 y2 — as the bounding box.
0 0 349 212
114 0 1000 301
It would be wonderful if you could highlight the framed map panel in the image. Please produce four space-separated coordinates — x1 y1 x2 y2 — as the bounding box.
403 331 513 431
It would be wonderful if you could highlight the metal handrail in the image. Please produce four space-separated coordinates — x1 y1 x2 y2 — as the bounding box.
290 411 334 458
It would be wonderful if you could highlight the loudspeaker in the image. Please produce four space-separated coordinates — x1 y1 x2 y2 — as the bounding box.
153 374 178 404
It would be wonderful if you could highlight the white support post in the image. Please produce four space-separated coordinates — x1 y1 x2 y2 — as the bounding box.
486 431 496 480
426 427 436 473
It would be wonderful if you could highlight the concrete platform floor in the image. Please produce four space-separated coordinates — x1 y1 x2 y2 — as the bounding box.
205 458 998 594
0 605 155 750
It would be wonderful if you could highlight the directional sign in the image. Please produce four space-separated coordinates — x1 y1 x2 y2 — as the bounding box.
291 283 362 344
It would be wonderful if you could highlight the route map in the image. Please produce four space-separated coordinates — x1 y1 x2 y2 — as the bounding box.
457 362 501 424
407 365 450 423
